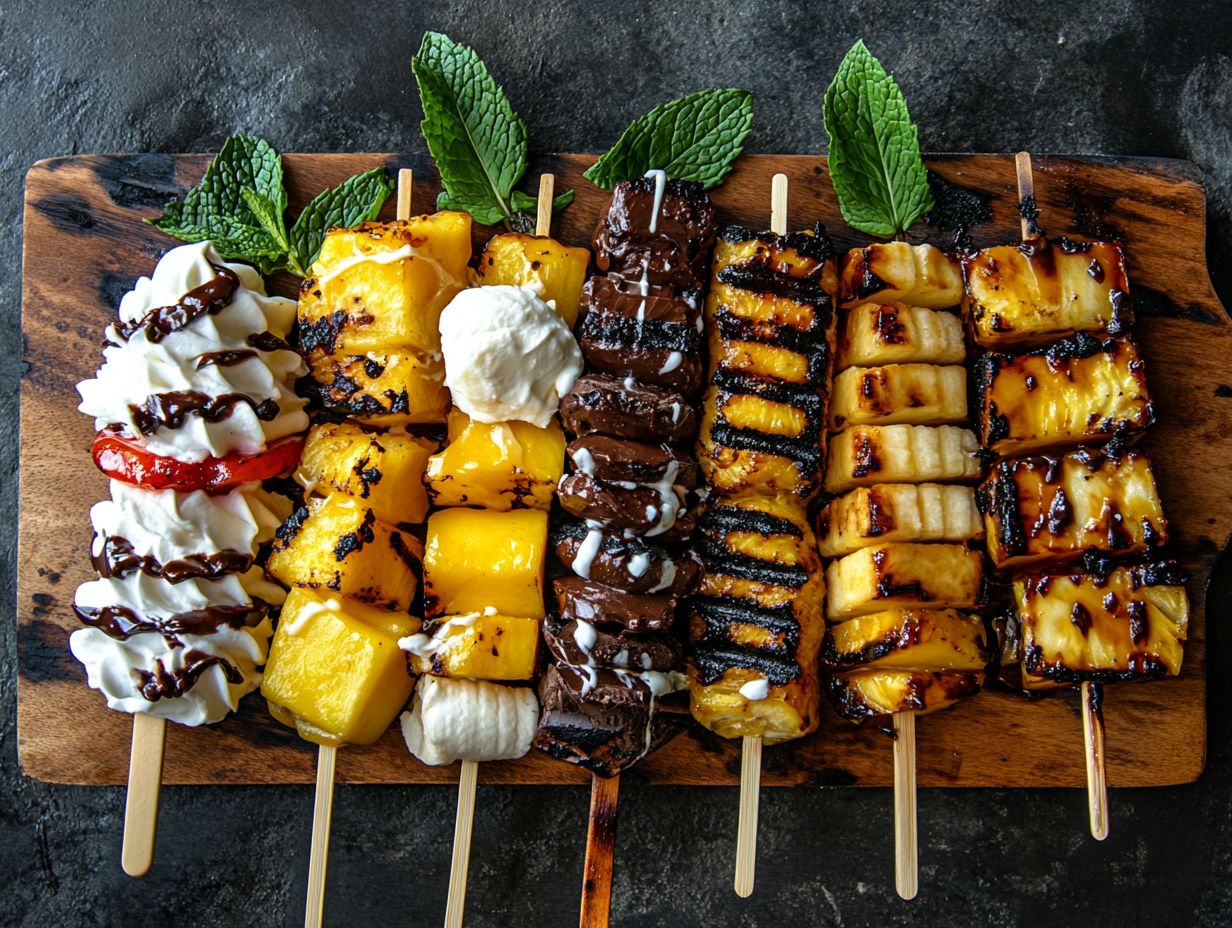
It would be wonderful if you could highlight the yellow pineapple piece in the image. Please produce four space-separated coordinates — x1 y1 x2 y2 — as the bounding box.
266 494 422 611
308 350 449 426
687 664 821 744
404 611 540 681
424 410 566 511
829 669 982 720
298 213 472 357
423 508 547 619
475 233 590 327
823 608 988 673
261 587 418 746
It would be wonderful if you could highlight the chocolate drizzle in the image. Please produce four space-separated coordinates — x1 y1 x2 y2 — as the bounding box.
128 391 279 434
137 651 244 701
92 535 253 583
113 264 241 343
73 601 267 645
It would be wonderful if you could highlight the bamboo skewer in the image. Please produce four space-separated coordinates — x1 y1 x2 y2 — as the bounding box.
892 711 918 900
121 711 166 876
1013 150 1109 842
732 173 791 899
580 775 620 928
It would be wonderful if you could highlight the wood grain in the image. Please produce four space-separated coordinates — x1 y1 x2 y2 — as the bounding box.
18 152 1227 786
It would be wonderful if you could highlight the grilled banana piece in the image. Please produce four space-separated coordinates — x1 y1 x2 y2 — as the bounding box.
823 424 981 494
962 237 1131 350
829 363 967 431
979 449 1167 571
976 334 1154 456
828 669 983 721
836 303 966 368
823 608 988 673
1015 560 1188 687
817 483 982 558
839 242 963 309
825 542 983 621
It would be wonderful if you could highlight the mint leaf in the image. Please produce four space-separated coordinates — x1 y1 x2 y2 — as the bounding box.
584 89 753 191
509 188 576 216
823 40 933 238
240 188 290 250
287 167 395 275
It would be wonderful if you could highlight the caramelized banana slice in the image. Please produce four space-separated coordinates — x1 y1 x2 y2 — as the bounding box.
839 242 963 309
836 303 966 368
824 424 981 494
828 669 983 721
829 363 967 431
818 483 982 558
825 542 983 621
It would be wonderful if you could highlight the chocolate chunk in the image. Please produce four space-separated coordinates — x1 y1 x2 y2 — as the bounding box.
553 520 702 596
557 473 695 540
553 576 678 634
542 612 683 672
567 435 698 488
560 373 696 444
592 177 717 290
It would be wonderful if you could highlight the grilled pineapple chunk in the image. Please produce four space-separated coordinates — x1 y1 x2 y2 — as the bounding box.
425 410 566 511
824 424 980 495
828 669 982 720
308 350 449 425
963 238 1131 349
825 542 983 621
836 303 965 368
829 364 967 431
298 212 471 356
405 612 540 681
1016 561 1188 685
976 334 1154 456
475 232 590 327
839 242 963 309
688 662 821 743
423 508 547 620
261 587 417 747
817 483 982 558
267 494 422 610
980 449 1166 571
823 608 988 672
297 422 436 527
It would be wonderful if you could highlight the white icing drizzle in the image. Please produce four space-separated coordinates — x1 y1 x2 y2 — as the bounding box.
739 677 771 701
648 556 677 594
658 351 683 374
398 611 481 658
571 527 605 579
645 169 667 233
316 243 447 289
626 553 651 578
572 619 598 657
283 597 342 636
570 446 596 477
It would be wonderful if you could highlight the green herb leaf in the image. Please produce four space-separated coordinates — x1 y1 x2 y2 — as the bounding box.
240 188 290 250
584 88 754 191
287 167 395 276
822 40 933 238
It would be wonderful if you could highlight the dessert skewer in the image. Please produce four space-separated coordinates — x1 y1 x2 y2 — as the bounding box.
690 175 836 898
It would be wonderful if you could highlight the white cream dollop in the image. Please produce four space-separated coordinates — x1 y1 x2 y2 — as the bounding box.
76 241 308 463
438 284 582 428
400 675 538 765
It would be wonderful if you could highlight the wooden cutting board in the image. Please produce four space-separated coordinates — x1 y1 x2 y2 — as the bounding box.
18 152 1227 787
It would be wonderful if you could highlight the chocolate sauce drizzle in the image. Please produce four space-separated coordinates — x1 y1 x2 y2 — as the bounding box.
113 264 240 343
73 601 267 645
92 535 254 583
128 391 279 434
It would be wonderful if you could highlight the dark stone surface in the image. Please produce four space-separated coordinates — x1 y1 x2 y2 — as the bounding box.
3 1 1231 925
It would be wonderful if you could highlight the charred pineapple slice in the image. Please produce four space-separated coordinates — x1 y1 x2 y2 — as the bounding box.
825 542 983 621
688 661 822 744
817 483 982 558
307 350 449 425
474 233 590 327
963 237 1131 349
976 334 1154 456
1016 561 1188 685
839 242 963 309
822 608 988 673
423 508 547 620
828 669 983 720
836 303 966 368
823 424 981 495
979 449 1167 571
829 364 967 431
297 421 436 527
266 494 422 610
425 410 566 511
298 212 471 357
404 611 540 681
261 587 418 747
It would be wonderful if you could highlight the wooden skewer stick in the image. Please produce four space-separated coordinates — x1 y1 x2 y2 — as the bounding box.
121 712 166 876
580 774 620 928
1014 150 1110 841
536 173 555 237
733 173 791 899
892 711 918 900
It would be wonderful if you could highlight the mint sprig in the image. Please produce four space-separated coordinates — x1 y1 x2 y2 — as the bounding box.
584 88 753 191
150 135 395 276
823 41 933 239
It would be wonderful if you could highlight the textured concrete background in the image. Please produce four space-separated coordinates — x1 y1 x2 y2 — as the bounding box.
4 1 1232 925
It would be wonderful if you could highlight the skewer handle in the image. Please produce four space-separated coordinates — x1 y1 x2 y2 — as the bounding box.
580 774 620 928
892 711 919 900
1014 151 1036 240
769 174 789 236
121 712 166 877
536 174 555 236
304 744 337 928
444 760 480 928
734 734 762 897
1082 681 1109 840
397 168 414 221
